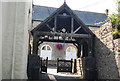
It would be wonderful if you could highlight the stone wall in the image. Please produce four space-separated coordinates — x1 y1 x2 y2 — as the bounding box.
94 22 120 79
76 58 83 77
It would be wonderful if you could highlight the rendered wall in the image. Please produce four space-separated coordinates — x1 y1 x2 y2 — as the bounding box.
0 1 2 81
2 2 32 79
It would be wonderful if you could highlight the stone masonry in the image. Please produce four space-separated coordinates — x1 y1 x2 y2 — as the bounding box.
94 22 120 79
76 58 83 78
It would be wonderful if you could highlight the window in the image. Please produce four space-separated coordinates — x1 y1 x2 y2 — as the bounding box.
42 46 46 50
66 46 77 60
66 46 76 53
40 45 52 60
47 46 51 50
41 45 52 51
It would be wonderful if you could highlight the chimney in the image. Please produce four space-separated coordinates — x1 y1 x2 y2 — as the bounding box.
105 9 109 15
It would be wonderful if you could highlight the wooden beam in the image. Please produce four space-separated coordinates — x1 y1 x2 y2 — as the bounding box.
38 41 43 46
38 39 76 43
54 16 57 32
73 26 81 33
32 32 39 54
73 43 78 48
38 32 91 38
46 24 53 31
71 18 74 33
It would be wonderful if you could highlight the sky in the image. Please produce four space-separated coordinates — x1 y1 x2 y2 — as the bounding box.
33 0 117 14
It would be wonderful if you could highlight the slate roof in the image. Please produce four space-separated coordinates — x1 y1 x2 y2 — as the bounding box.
32 5 108 27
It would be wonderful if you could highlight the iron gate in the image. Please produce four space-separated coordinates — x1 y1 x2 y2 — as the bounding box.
40 57 48 73
57 58 73 73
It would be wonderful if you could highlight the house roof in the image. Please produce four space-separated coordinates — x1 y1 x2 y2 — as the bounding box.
32 5 108 27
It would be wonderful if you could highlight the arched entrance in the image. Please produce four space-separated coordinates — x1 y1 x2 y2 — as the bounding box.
28 2 96 80
66 46 77 60
40 45 52 60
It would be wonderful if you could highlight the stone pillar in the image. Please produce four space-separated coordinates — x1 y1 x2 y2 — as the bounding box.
2 2 32 79
76 58 83 77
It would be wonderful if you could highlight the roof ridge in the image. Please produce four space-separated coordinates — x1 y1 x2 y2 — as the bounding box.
33 5 58 9
33 5 107 15
74 10 107 15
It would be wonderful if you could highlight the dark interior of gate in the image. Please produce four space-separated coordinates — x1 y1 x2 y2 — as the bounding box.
28 2 97 80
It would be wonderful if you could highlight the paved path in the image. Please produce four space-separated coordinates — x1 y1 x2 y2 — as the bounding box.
39 66 81 80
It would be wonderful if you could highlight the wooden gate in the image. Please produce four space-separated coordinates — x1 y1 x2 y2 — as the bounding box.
40 57 48 73
57 58 73 73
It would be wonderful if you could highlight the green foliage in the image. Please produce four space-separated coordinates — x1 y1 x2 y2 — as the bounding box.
118 8 120 12
112 28 120 39
108 13 120 37
116 0 120 3
108 13 120 27
95 0 120 27
95 13 120 27
112 28 120 35
108 14 117 23
95 0 120 39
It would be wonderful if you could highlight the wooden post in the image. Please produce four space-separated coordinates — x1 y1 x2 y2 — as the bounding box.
77 43 81 58
81 44 83 57
46 57 48 73
57 58 59 73
74 59 77 73
46 57 48 67
46 24 53 32
32 32 38 54
88 37 93 57
28 44 31 55
71 59 73 73
71 18 74 33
